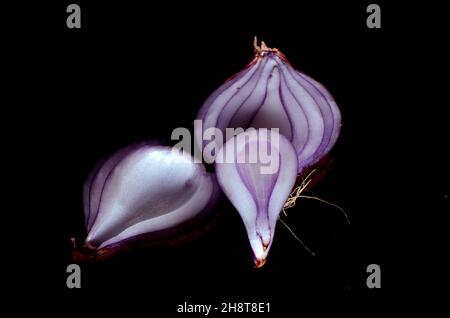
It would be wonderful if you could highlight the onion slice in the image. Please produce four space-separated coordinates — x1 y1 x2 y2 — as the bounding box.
215 129 298 266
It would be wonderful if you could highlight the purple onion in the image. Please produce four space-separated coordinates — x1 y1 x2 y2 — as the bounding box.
215 129 298 267
79 143 217 256
74 40 342 267
196 38 341 173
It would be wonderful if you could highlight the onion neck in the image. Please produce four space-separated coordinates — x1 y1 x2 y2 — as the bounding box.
253 37 287 61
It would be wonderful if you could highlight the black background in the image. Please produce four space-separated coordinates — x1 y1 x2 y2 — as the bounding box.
10 0 448 314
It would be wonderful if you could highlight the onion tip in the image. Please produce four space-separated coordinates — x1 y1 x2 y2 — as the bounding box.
254 258 266 268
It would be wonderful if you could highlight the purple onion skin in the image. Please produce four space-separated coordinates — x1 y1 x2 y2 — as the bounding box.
215 129 298 267
196 41 341 173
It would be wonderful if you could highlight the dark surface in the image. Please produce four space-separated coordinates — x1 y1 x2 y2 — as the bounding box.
11 0 448 314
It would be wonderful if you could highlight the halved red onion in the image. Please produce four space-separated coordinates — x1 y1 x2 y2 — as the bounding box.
81 143 217 254
215 129 298 267
196 39 341 172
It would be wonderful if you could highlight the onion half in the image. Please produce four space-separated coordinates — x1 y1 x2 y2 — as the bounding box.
79 143 217 257
215 129 298 267
196 39 341 172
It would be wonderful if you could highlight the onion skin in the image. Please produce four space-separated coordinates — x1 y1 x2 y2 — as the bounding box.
196 39 341 173
76 143 217 259
215 129 298 266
